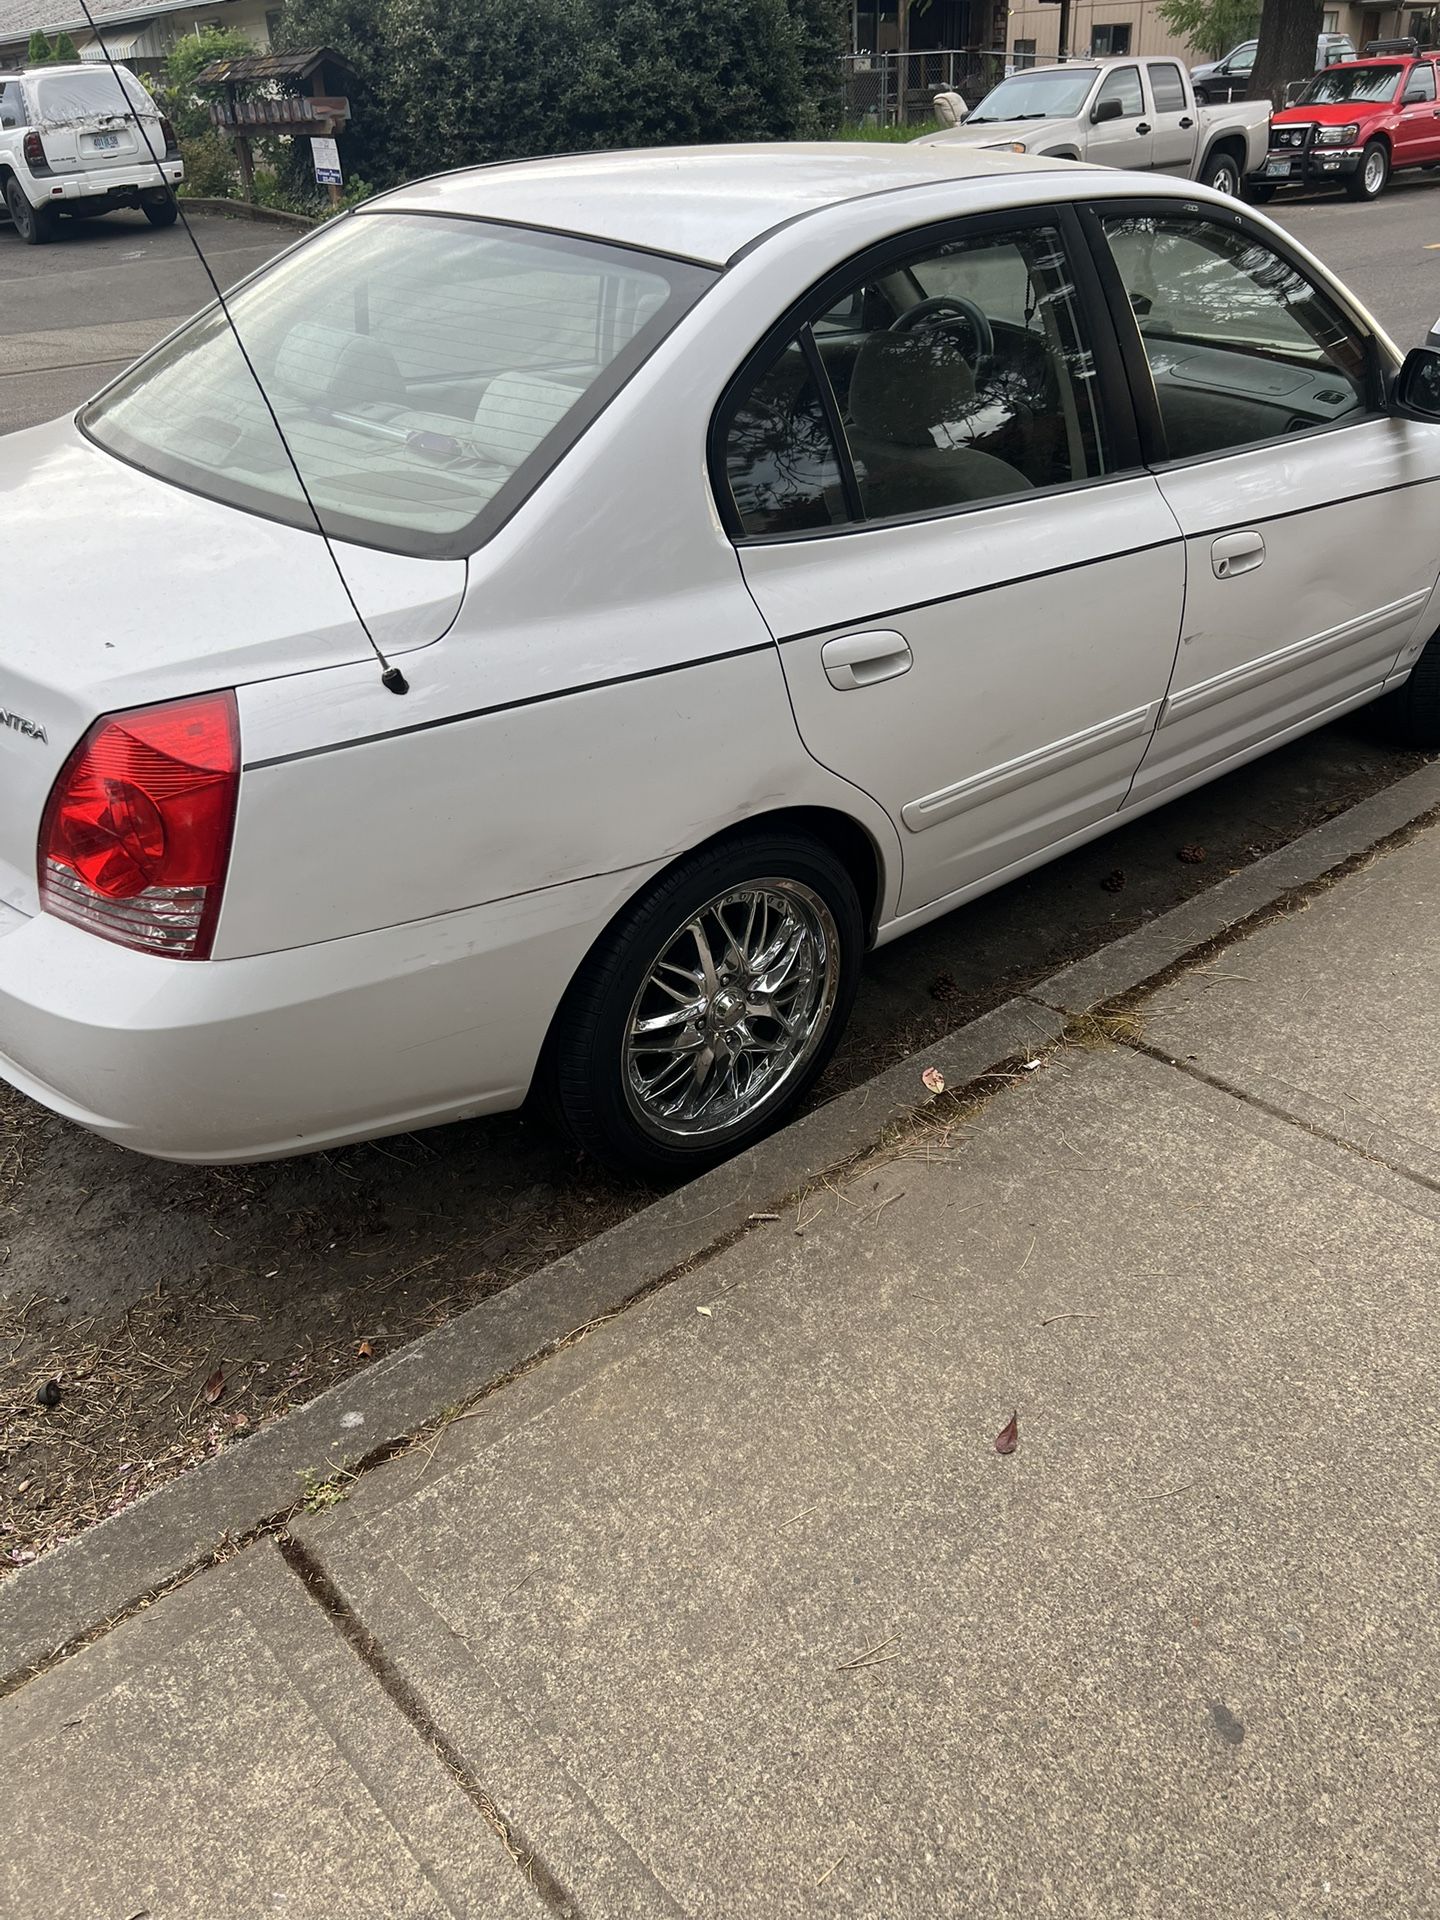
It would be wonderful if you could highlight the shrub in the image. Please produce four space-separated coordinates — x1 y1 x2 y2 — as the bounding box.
26 30 52 63
176 129 241 197
52 30 79 60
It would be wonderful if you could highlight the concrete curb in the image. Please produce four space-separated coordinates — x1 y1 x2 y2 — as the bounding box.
4 757 1439 1688
178 197 318 228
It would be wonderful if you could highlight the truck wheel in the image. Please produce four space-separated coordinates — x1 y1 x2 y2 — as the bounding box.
1346 140 1389 200
1202 150 1242 197
1375 633 1440 749
143 196 178 228
5 178 55 245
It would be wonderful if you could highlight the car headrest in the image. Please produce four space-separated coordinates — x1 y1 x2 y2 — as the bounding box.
472 371 580 469
273 322 407 412
848 328 978 448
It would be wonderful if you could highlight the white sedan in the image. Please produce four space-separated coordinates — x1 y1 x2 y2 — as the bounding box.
3 143 1440 1177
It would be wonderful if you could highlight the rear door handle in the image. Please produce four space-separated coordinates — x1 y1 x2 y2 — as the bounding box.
1137 121 1152 134
820 629 913 690
1212 530 1266 579
1179 115 1194 127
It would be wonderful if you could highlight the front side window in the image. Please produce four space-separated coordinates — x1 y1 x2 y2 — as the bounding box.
1404 63 1437 100
1298 63 1405 103
1095 65 1144 116
1227 44 1257 73
1100 213 1369 461
85 213 714 557
1148 62 1187 113
720 221 1110 536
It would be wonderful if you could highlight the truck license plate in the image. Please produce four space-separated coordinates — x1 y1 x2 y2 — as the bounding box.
91 132 120 150
1264 158 1292 177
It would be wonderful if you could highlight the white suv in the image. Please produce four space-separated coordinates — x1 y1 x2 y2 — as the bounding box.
0 62 183 244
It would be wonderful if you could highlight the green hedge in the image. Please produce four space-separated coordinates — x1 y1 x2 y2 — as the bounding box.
276 0 847 191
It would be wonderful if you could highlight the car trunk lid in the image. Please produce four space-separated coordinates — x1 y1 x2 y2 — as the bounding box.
0 416 465 916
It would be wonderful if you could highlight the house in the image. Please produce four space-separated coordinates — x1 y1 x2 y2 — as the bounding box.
0 0 280 71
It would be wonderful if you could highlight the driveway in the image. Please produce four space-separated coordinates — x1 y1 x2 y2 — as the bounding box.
0 208 291 434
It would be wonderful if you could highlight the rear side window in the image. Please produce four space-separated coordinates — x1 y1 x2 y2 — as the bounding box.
1148 63 1187 113
0 80 23 128
84 213 715 559
720 339 849 537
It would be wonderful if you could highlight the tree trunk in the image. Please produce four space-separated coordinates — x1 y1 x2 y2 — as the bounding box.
1248 0 1323 108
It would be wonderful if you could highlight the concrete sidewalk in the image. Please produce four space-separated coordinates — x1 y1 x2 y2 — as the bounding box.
8 822 1440 1918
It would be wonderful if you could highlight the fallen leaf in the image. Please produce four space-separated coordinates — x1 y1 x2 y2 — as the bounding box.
226 1409 251 1433
1178 844 1208 864
994 1410 1019 1455
202 1367 225 1405
1100 869 1126 893
922 1066 946 1095
356 1338 374 1358
696 1304 714 1318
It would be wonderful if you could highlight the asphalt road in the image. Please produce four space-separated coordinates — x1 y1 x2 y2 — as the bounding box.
0 209 291 434
2 173 1440 1567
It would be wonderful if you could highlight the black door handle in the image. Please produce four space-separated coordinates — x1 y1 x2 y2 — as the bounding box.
1179 115 1194 126
1137 121 1152 133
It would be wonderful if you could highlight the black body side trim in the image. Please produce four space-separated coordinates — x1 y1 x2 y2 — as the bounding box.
244 642 775 772
774 534 1183 644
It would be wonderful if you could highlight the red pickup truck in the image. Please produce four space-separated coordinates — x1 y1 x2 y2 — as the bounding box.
1253 53 1440 201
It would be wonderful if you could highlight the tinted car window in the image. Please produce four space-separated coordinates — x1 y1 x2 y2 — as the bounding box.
1405 63 1437 100
1101 213 1369 461
1148 63 1188 112
722 340 849 537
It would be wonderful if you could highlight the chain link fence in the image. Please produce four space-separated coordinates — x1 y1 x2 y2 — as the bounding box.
840 49 1009 126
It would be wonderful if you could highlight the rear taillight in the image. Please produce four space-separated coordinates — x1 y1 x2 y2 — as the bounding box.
160 116 179 156
21 130 46 171
39 692 239 960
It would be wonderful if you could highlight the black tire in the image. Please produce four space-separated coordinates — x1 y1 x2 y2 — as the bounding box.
5 177 55 245
1201 148 1242 198
548 830 864 1180
1375 633 1440 749
142 195 178 228
1245 181 1277 204
1346 139 1390 200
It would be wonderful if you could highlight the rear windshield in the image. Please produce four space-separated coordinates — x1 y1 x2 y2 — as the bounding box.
1297 63 1404 103
83 211 716 559
33 67 156 123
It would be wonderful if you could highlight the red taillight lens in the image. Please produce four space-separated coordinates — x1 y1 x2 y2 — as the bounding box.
160 116 179 155
22 131 45 168
39 692 239 960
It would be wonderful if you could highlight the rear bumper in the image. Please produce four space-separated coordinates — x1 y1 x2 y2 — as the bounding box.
23 162 184 208
0 865 652 1162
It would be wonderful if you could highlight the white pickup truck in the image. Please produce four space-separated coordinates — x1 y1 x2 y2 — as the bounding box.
0 62 182 245
918 56 1270 198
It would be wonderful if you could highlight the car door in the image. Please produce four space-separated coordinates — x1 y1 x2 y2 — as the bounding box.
1393 60 1440 166
714 209 1186 917
1146 61 1196 173
1090 200 1440 806
1088 65 1156 170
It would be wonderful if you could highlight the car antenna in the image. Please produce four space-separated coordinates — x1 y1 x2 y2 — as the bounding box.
68 1 409 695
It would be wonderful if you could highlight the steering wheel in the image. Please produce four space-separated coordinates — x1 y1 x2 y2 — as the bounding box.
890 293 994 362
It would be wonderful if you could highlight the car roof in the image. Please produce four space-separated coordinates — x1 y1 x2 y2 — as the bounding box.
368 142 1096 269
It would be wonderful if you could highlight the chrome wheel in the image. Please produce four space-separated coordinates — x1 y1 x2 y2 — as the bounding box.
1364 148 1386 195
623 878 841 1144
1209 158 1239 196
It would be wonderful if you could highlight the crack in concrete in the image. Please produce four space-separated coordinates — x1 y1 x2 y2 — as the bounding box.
277 1529 584 1919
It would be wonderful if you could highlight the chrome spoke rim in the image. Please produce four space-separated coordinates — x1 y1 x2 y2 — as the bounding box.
623 878 842 1144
